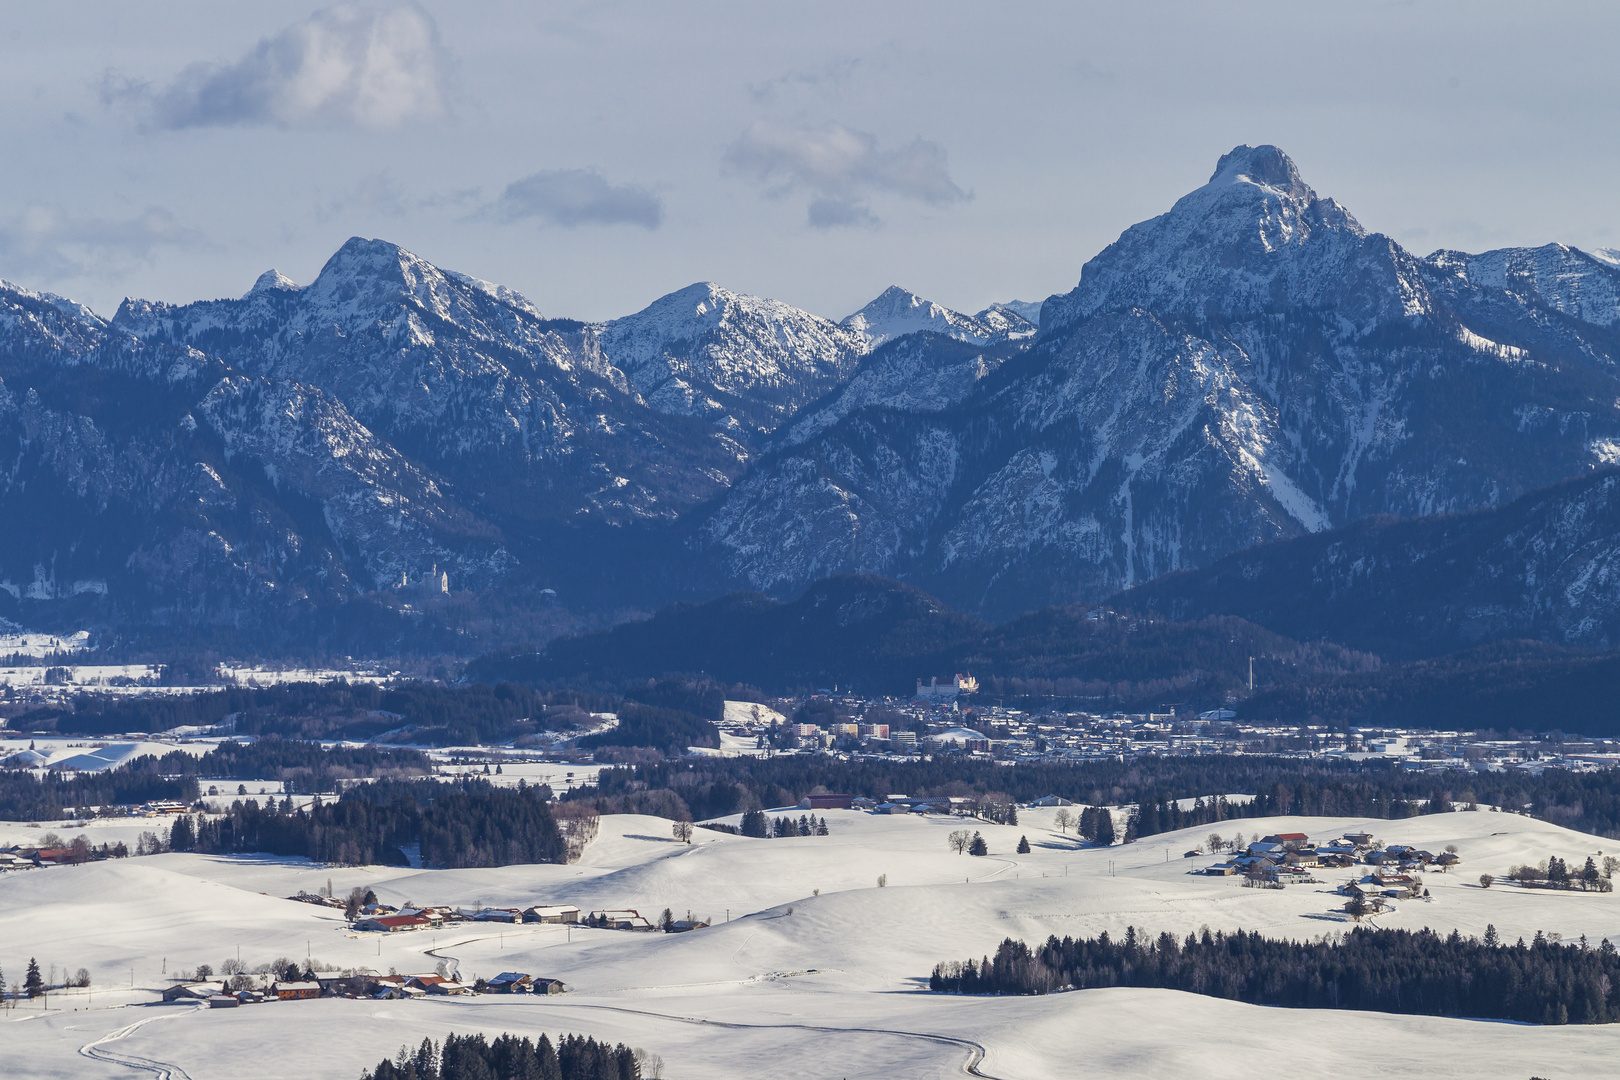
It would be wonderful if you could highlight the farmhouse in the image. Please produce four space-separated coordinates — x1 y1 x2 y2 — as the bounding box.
486 972 534 993
161 982 223 1002
470 907 523 923
523 905 581 924
588 908 656 931
798 793 855 810
273 981 320 1001
355 914 432 933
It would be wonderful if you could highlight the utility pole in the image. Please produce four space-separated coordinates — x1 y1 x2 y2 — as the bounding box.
1248 656 1254 692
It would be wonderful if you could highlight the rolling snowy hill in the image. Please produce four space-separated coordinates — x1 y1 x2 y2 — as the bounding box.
4 807 1618 1079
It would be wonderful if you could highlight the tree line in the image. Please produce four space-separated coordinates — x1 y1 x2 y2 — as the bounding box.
360 1032 645 1080
931 926 1620 1024
0 740 431 820
564 754 1620 839
172 779 568 868
14 680 601 746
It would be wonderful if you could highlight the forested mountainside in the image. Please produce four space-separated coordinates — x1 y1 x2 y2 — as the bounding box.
1118 468 1620 657
470 573 1374 701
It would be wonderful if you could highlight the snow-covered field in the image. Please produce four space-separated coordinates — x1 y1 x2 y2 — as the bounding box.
0 737 227 774
4 807 1619 1078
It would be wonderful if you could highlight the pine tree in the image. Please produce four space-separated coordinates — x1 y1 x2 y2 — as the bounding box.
969 832 988 857
1016 835 1031 854
1095 810 1116 847
169 814 195 853
25 958 43 998
1484 923 1500 947
739 809 769 838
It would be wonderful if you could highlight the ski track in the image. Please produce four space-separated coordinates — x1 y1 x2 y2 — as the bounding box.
522 1000 1007 1080
79 1003 202 1080
427 929 1003 1077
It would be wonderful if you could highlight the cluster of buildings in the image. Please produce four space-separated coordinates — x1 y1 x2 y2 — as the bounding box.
1196 830 1458 899
284 891 586 931
163 969 564 1009
713 688 1620 776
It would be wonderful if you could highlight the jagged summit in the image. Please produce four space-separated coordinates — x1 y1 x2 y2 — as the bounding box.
1042 143 1404 334
1206 143 1311 199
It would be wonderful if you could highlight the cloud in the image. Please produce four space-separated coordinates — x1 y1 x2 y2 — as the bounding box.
723 121 970 228
747 58 864 104
106 3 445 131
493 169 663 229
0 204 200 283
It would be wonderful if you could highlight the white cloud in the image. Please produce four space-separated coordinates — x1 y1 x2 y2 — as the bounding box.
107 3 446 131
0 204 200 284
723 121 970 228
493 169 663 229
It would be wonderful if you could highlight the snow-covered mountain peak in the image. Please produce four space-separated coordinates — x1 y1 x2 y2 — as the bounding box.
983 300 1042 328
1043 144 1414 335
598 282 868 435
842 286 984 346
245 269 301 298
1593 248 1620 269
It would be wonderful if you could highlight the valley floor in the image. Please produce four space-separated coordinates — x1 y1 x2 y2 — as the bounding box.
4 807 1619 1078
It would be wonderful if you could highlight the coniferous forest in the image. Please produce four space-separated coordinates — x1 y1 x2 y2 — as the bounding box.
360 1032 641 1080
174 779 569 868
0 739 429 820
931 927 1620 1024
567 754 1620 839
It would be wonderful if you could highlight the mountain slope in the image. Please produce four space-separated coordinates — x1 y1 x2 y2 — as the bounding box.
694 145 1620 617
1117 468 1620 656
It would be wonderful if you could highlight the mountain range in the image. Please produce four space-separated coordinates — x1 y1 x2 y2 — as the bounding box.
5 144 1620 656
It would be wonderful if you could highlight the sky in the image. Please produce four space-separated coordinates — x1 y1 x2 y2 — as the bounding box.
2 1 1618 322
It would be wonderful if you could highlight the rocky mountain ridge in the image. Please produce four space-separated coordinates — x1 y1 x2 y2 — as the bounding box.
6 144 1620 652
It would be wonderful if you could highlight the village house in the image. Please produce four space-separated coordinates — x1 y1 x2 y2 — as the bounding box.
485 972 566 994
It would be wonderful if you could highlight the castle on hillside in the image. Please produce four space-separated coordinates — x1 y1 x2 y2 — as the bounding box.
395 564 449 596
915 673 978 701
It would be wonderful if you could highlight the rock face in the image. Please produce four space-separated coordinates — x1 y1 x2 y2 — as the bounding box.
1118 468 1620 657
695 146 1620 617
597 281 868 438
